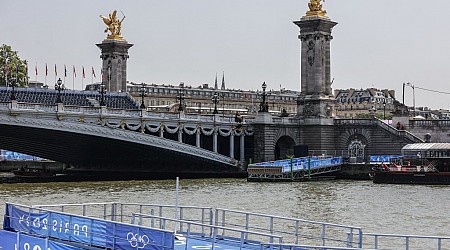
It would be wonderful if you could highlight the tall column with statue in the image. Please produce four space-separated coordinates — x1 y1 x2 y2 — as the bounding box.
294 0 337 118
97 10 133 93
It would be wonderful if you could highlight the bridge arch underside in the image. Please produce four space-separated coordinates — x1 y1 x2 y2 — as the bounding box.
0 124 244 179
275 136 296 160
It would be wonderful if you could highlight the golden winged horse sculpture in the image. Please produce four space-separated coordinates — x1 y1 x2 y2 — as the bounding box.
100 10 125 40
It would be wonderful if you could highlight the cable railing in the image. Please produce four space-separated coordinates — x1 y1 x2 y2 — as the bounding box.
363 233 450 250
214 208 363 248
131 213 283 250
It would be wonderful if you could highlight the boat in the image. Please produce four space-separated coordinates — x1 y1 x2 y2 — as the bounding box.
11 166 56 177
372 143 450 184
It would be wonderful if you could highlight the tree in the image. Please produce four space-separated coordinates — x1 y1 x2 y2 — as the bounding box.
0 44 28 87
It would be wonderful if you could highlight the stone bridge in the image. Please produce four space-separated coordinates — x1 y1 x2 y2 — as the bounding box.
0 100 426 178
0 101 252 178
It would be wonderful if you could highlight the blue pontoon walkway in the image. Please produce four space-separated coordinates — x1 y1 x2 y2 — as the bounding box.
2 202 450 249
247 156 343 181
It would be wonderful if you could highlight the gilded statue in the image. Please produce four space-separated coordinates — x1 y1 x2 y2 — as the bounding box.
305 0 327 17
100 10 126 40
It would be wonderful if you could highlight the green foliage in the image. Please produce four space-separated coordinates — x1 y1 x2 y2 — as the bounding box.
355 112 393 120
0 44 28 87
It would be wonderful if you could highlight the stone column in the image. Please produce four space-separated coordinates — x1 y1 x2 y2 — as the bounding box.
96 40 133 92
240 134 245 162
229 132 235 158
178 127 183 143
213 131 218 153
159 126 164 138
196 130 201 148
294 15 337 118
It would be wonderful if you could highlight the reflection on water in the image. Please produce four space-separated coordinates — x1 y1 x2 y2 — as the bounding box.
1 179 450 240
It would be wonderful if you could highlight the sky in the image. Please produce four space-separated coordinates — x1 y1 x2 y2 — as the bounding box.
2 0 450 109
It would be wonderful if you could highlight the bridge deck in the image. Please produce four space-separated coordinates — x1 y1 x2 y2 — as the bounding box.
247 156 343 181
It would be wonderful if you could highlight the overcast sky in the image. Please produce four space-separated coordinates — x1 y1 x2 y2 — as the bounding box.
2 0 450 109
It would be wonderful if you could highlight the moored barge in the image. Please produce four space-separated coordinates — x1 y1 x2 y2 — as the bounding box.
372 143 450 184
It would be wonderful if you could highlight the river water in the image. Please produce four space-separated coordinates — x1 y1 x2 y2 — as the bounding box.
0 178 449 248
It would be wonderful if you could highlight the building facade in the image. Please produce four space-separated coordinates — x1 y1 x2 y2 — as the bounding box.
127 82 300 116
334 88 396 118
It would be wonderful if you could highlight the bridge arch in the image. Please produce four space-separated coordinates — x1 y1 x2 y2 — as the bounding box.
275 135 296 160
338 128 370 159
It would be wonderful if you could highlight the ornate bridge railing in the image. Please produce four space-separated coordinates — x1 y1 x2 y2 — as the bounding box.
334 118 424 143
0 101 250 125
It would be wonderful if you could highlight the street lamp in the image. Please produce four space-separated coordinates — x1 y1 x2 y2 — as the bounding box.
98 83 106 106
404 82 415 116
212 92 219 114
55 78 63 103
139 83 146 109
176 86 185 112
259 82 268 112
383 98 386 120
9 81 16 101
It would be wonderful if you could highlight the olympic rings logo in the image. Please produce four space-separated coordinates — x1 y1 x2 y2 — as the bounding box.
127 232 150 249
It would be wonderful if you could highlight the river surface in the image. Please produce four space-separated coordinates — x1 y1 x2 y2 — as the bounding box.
0 178 449 248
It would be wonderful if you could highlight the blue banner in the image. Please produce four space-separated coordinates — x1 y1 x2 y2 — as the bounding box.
4 204 107 247
0 230 82 250
106 223 174 250
3 204 174 250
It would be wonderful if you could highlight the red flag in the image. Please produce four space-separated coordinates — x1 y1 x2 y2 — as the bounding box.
92 66 96 78
73 65 76 78
54 64 57 76
45 63 48 76
82 66 85 78
35 63 38 76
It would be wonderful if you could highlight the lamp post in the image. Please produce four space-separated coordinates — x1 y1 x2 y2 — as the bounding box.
176 86 185 112
55 78 63 103
259 82 268 112
383 98 386 120
9 81 16 101
139 83 146 109
405 82 415 116
212 92 219 114
98 82 106 106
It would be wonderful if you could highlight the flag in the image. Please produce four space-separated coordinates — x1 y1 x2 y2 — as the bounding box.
92 66 96 78
73 65 76 78
45 63 48 76
64 65 67 77
54 64 57 76
101 69 104 82
35 63 38 76
5 65 9 76
82 66 85 78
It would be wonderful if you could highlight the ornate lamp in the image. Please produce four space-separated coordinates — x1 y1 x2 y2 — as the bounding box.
55 78 63 103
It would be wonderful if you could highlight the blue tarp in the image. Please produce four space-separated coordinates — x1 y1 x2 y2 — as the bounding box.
0 149 44 161
3 204 175 250
369 155 402 163
251 156 343 173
